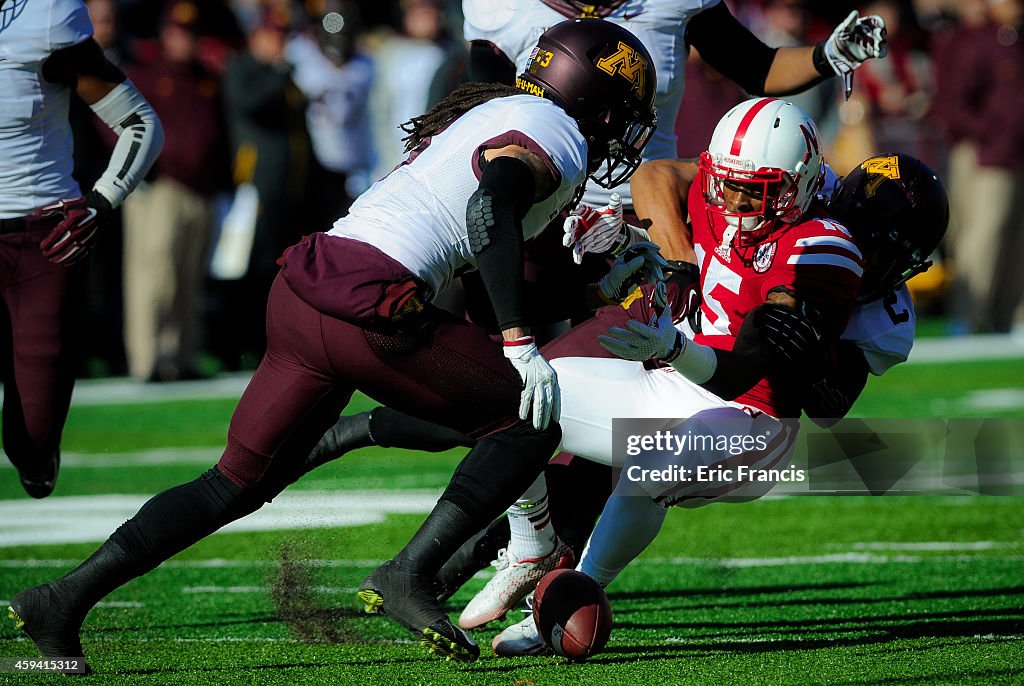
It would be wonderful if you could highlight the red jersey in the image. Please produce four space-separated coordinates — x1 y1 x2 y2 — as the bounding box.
687 179 863 417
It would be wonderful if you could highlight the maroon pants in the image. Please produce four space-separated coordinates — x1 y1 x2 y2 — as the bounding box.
0 223 82 470
217 243 526 491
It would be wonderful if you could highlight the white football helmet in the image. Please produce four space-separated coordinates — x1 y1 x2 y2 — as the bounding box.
700 98 825 246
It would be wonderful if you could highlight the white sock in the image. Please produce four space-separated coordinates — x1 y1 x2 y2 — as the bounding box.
578 490 667 587
505 474 558 561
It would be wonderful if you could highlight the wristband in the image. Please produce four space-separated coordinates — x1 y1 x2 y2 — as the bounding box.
667 337 718 384
812 42 834 77
503 335 535 348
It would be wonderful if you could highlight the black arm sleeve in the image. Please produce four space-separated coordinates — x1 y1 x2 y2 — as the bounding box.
467 156 537 331
802 341 870 428
467 40 517 85
685 3 777 96
42 38 125 87
697 304 775 400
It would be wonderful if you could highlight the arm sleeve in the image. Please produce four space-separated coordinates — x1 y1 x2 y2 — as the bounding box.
467 41 517 85
685 3 777 96
802 341 870 427
47 0 93 51
89 80 165 208
467 156 536 331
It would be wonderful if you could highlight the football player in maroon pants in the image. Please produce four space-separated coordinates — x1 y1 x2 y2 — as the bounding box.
0 0 163 498
7 19 663 668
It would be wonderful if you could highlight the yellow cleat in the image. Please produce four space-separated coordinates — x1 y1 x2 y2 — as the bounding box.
356 589 384 615
8 605 25 629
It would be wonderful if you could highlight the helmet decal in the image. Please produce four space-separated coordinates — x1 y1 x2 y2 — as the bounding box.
595 41 649 99
729 97 777 156
861 155 901 197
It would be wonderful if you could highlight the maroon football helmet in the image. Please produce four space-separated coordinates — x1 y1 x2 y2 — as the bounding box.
516 19 657 189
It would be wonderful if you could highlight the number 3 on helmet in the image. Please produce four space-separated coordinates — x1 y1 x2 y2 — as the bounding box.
700 97 825 246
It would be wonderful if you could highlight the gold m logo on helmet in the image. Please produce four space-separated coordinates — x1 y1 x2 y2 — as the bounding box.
595 41 647 98
861 155 900 197
578 5 599 17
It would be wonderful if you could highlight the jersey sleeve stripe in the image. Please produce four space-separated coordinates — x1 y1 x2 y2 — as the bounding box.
794 235 863 258
786 253 865 278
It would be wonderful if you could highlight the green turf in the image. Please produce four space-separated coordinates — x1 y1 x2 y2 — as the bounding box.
1 498 1021 684
0 357 1022 682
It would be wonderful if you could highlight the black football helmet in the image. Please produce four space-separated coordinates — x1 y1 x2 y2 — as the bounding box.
829 153 949 303
516 19 657 189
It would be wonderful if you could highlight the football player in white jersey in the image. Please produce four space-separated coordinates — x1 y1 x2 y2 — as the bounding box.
464 0 888 214
0 0 163 498
8 19 661 668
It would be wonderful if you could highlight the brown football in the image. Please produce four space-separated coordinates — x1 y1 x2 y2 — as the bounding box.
532 569 612 660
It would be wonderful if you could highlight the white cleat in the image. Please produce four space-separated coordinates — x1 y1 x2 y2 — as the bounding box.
458 540 574 630
492 607 549 656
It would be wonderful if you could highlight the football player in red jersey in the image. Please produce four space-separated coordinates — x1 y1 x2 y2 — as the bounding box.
294 149 949 643
8 19 663 667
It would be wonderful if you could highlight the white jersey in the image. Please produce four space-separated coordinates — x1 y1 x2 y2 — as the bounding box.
841 284 915 375
329 95 587 297
464 0 719 208
0 0 92 218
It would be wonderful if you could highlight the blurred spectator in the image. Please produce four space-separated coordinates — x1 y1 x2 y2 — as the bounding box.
69 0 136 376
852 0 935 156
369 0 449 177
122 1 232 381
287 1 376 224
938 0 1024 333
674 54 745 159
218 3 314 367
753 0 841 149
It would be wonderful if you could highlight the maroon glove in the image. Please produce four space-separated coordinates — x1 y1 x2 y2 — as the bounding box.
37 191 111 266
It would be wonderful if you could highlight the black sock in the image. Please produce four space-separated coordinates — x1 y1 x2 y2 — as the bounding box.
396 424 560 576
546 457 614 560
370 407 475 452
53 468 262 617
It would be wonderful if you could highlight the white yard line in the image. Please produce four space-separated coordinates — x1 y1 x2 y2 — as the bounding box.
3 552 1021 570
0 490 442 547
908 333 1024 364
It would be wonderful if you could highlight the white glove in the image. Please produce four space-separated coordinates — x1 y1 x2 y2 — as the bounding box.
597 241 669 303
598 304 683 362
503 337 560 430
563 194 625 264
824 10 887 77
563 193 652 265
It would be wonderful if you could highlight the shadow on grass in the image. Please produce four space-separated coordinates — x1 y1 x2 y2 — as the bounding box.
613 584 1024 615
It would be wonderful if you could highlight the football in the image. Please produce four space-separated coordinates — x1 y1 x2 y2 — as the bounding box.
532 569 613 660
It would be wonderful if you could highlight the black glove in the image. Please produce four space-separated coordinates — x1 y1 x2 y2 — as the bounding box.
753 302 824 364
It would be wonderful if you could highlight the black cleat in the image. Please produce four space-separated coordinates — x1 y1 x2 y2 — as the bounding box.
357 559 479 663
304 413 375 474
435 517 510 603
8 583 90 674
15 451 60 499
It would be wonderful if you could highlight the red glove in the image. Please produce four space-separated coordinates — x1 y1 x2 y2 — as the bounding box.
37 192 111 266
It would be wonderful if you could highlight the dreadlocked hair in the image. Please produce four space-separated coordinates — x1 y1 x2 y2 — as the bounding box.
401 82 522 153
